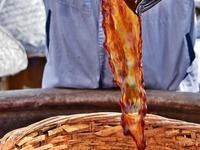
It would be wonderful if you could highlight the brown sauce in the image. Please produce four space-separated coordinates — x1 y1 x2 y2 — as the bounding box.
101 0 147 149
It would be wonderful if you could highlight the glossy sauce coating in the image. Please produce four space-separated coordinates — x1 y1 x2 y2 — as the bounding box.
101 0 147 149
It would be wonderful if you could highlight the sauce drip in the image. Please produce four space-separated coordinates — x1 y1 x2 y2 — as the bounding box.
101 0 147 149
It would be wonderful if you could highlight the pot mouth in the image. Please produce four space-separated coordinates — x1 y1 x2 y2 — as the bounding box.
124 0 162 14
135 0 162 14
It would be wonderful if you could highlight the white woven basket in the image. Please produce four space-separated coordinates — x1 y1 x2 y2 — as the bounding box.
0 25 27 77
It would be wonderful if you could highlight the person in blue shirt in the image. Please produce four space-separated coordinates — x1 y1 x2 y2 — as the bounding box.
42 0 199 92
141 0 199 92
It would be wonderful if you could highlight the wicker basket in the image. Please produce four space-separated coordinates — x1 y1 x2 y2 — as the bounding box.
0 112 200 150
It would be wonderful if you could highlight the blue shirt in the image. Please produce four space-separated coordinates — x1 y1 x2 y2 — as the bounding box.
42 0 199 92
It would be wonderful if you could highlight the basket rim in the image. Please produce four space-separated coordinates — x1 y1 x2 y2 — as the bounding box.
1 112 200 150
